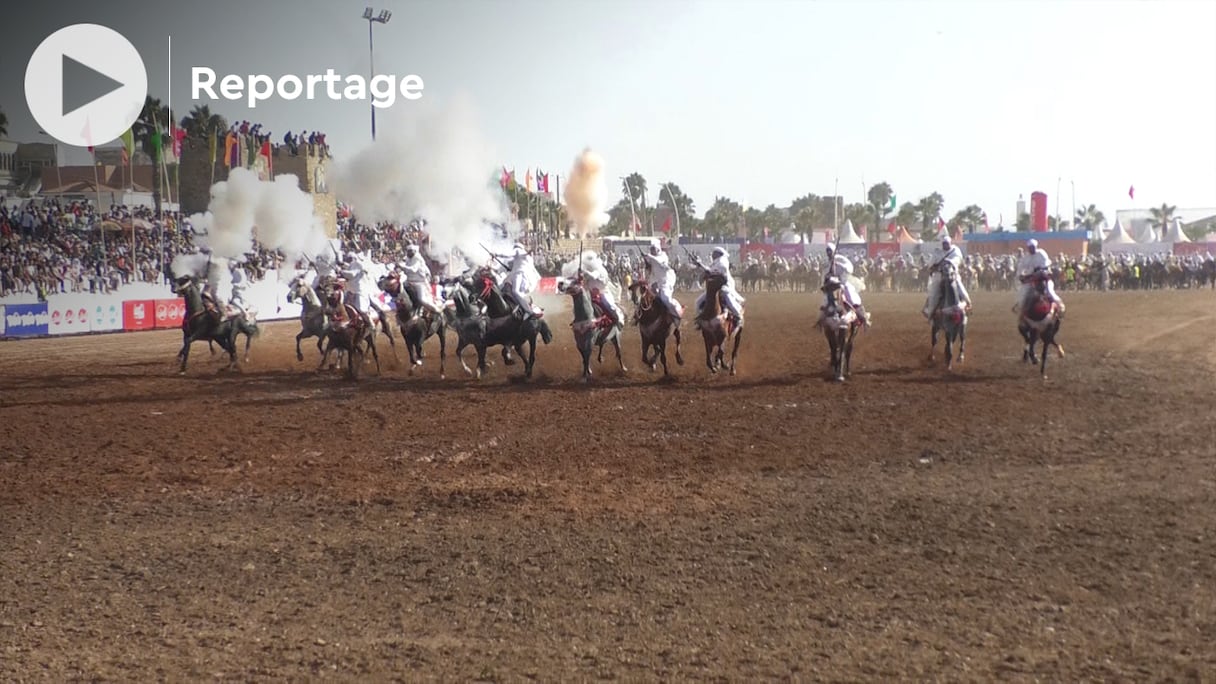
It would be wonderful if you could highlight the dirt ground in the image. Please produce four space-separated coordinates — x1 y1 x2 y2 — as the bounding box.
1 288 1214 680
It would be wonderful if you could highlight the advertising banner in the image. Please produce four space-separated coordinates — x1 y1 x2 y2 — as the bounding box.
153 298 185 329
534 277 559 295
90 298 123 332
2 302 50 337
868 243 901 259
123 300 156 331
48 301 92 335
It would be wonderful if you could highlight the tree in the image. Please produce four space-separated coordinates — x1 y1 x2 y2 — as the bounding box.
1047 216 1071 230
947 204 986 234
843 203 873 237
702 196 743 238
1073 204 1106 231
793 204 823 242
1016 212 1031 232
895 201 919 231
603 197 634 236
866 182 895 242
915 192 944 240
656 182 696 235
759 204 786 240
621 172 648 232
179 104 227 140
0 107 7 138
1148 203 1177 237
1182 219 1216 242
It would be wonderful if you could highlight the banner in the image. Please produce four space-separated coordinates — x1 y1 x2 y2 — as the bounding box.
154 298 185 329
48 301 91 335
90 298 123 332
123 300 156 331
2 302 50 337
868 243 901 259
535 277 558 295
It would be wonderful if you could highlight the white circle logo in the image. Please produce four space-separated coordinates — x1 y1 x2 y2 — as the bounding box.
24 24 148 147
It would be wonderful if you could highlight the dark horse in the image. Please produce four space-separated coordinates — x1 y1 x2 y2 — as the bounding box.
693 273 743 375
379 272 447 377
928 262 969 371
174 276 258 375
627 279 684 376
816 276 862 382
450 269 553 379
1018 271 1065 379
318 291 381 379
558 276 626 382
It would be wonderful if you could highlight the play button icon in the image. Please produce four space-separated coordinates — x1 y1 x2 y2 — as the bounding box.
25 24 147 148
62 55 126 117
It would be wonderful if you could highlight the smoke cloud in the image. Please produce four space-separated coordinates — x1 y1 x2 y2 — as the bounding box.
179 167 330 278
564 148 609 238
329 95 511 274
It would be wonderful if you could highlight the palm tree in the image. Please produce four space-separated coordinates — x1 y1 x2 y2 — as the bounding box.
0 107 7 138
947 204 986 234
703 196 743 238
1073 204 1106 231
179 104 227 140
621 172 648 232
132 96 176 212
895 201 919 231
867 182 895 242
915 192 945 240
1148 203 1177 238
656 182 696 232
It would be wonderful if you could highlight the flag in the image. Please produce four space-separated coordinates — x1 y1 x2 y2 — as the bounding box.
260 141 272 177
120 127 135 161
887 195 896 212
982 213 990 231
661 216 672 233
149 127 162 163
525 169 534 192
208 128 217 164
171 124 186 161
1128 185 1135 200
81 118 94 152
224 132 239 167
500 166 510 189
537 171 548 194
887 221 897 235
631 215 642 234
937 217 946 229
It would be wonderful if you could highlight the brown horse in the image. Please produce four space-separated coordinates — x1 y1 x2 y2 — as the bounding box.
319 291 381 379
1018 272 1065 379
628 279 684 376
694 273 742 375
379 272 447 377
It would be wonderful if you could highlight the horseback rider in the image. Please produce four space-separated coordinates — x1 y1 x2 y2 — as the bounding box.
400 243 443 318
228 260 250 319
640 238 684 323
1015 238 1065 317
580 252 626 329
821 245 870 327
691 246 745 326
496 242 543 317
339 252 379 327
922 236 972 318
327 278 355 329
311 251 336 297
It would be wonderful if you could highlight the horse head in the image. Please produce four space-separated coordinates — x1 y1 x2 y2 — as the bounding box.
378 272 401 297
173 275 195 296
704 272 727 294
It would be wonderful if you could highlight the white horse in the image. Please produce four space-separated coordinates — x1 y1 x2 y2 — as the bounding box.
287 276 343 368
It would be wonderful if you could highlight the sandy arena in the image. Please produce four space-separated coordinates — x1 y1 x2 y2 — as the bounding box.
1 288 1214 680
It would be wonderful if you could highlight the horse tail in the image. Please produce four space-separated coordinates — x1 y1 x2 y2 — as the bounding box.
539 319 554 344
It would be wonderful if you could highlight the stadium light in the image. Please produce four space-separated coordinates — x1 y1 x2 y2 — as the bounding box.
363 7 392 141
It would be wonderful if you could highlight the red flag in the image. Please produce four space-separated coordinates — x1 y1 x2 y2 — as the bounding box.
82 118 94 152
260 141 272 176
1128 185 1135 200
120 147 129 164
500 166 510 189
661 216 672 233
887 221 897 235
937 217 946 229
172 125 187 159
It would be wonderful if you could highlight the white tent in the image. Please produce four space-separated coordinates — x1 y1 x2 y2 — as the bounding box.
1104 219 1137 245
836 219 866 245
1131 220 1159 244
1163 217 1191 243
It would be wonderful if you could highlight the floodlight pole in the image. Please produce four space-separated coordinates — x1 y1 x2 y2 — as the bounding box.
364 8 392 141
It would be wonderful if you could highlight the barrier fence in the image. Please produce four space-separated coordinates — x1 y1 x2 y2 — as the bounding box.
0 274 562 340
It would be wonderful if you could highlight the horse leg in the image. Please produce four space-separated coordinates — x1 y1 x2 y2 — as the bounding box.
674 326 685 366
296 331 306 362
944 330 954 371
438 324 447 379
502 345 516 366
957 325 966 364
178 331 194 375
704 335 717 374
929 321 938 361
242 326 253 363
612 335 627 373
368 332 382 375
728 328 742 376
843 329 855 378
476 344 487 380
642 340 655 371
523 339 536 379
455 339 474 377
658 341 670 377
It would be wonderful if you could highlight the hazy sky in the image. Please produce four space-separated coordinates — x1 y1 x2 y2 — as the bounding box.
3 0 1215 224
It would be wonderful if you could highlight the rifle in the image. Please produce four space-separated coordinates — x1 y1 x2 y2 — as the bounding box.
681 244 708 273
480 243 511 271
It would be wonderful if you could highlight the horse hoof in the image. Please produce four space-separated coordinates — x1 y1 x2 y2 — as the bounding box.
408 365 416 376
440 373 446 380
296 353 304 362
648 363 657 372
1056 345 1065 358
730 368 737 376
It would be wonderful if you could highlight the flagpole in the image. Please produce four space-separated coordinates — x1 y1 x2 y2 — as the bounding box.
833 177 839 238
91 148 105 256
